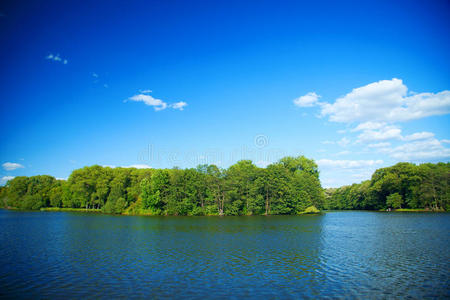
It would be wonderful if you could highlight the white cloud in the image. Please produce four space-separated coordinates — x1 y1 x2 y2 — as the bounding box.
103 164 152 169
336 150 351 156
56 177 67 181
385 138 450 161
127 91 187 111
171 101 188 111
317 159 384 169
300 79 449 178
125 164 152 169
320 78 450 123
319 160 384 187
45 53 68 64
2 162 24 171
92 72 99 78
293 92 320 107
403 131 435 141
1 176 14 185
320 137 351 147
351 171 373 179
128 93 168 111
357 124 402 142
352 121 387 132
337 137 350 147
255 160 271 168
352 121 437 144
367 142 391 148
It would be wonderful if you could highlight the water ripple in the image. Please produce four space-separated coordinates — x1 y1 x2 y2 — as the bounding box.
0 211 448 298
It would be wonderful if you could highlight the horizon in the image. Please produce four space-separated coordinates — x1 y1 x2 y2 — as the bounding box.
1 0 449 188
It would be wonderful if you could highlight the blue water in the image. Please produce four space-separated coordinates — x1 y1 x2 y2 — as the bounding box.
0 210 448 298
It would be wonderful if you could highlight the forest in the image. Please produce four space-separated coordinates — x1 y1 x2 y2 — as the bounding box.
0 156 323 215
1 157 448 215
324 162 450 211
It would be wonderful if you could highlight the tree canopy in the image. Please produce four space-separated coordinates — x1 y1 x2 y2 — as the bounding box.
324 162 450 211
1 156 324 215
2 159 448 214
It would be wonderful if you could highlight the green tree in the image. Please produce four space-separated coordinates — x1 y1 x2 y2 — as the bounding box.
386 192 403 209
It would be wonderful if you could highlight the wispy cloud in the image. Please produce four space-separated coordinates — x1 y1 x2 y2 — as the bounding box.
337 137 350 147
2 162 24 171
170 101 188 111
255 160 271 168
103 164 152 169
335 150 351 156
317 159 383 169
403 131 435 141
353 123 436 144
90 72 109 88
127 93 168 111
381 138 450 161
125 164 152 169
45 53 68 65
126 91 187 111
1 176 14 185
367 142 391 148
355 123 403 142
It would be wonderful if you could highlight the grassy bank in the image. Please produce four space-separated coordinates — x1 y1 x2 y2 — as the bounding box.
40 207 102 213
2 206 324 216
380 208 446 212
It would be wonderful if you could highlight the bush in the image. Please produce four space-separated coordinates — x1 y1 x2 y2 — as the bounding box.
299 205 320 214
189 206 205 216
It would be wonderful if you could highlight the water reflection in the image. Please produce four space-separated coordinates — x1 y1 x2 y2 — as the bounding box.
0 210 448 298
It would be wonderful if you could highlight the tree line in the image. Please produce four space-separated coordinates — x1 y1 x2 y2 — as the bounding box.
1 159 448 215
324 162 450 211
0 156 324 215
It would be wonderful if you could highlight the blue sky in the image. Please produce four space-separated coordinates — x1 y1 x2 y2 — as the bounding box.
1 0 449 187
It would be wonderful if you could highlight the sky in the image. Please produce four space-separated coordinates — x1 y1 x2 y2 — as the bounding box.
0 0 449 187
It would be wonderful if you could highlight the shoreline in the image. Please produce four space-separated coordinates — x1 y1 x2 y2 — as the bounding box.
0 207 325 216
1 207 447 216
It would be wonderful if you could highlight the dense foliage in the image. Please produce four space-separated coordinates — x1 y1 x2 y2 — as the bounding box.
2 160 448 214
0 156 324 215
324 162 450 211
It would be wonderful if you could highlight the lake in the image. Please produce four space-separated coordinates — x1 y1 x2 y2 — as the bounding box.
0 210 448 299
